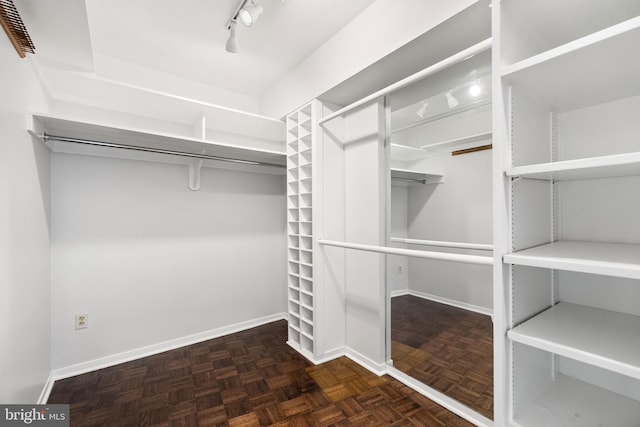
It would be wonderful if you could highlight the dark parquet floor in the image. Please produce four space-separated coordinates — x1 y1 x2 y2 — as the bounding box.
48 320 473 426
391 296 493 420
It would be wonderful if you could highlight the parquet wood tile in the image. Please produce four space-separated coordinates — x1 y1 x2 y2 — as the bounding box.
391 296 493 420
49 320 473 426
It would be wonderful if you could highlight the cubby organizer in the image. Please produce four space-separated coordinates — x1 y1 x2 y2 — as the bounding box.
285 101 317 360
495 0 640 425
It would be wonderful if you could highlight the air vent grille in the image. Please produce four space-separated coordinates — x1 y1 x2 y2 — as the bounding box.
0 0 35 58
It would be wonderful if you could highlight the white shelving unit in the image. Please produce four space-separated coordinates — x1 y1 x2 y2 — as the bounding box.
507 152 640 181
494 1 640 425
504 241 640 280
390 143 428 161
30 115 286 167
285 101 316 360
509 302 640 380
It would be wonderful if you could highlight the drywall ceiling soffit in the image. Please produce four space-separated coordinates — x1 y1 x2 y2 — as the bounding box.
84 0 376 98
318 0 491 108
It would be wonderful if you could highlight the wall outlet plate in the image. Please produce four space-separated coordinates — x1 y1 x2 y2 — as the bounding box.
75 313 88 330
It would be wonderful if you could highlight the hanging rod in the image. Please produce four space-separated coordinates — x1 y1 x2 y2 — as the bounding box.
391 177 427 184
319 239 493 266
390 237 493 251
317 38 492 125
40 133 285 168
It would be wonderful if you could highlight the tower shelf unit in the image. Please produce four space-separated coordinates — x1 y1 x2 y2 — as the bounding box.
285 101 317 360
494 0 640 425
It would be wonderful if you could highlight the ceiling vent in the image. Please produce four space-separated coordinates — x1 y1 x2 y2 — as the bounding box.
0 0 35 58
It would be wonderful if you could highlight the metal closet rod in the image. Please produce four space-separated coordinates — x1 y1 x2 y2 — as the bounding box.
41 133 285 167
391 177 427 184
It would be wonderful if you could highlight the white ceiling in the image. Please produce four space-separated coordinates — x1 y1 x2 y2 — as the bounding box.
82 0 375 98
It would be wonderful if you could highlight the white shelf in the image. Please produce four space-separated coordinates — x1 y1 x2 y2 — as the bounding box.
514 374 640 427
509 303 640 380
506 152 640 181
501 17 640 112
33 115 286 167
390 143 429 161
420 131 492 153
390 168 444 185
504 241 640 280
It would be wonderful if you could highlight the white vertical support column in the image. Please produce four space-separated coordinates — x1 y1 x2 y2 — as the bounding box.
491 1 509 425
315 101 348 362
383 97 392 367
343 99 387 374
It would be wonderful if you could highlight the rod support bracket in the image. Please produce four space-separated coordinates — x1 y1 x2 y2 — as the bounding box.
188 160 203 191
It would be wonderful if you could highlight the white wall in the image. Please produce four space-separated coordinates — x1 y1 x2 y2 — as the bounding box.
406 149 493 311
51 153 286 369
387 185 408 295
0 39 52 402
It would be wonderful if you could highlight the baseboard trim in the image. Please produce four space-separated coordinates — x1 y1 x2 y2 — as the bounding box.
386 366 494 427
390 289 409 298
312 347 345 365
53 312 287 381
405 290 493 317
37 372 55 404
345 348 387 376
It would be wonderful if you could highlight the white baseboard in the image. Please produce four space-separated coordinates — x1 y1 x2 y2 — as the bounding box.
390 289 409 298
312 347 345 365
406 290 493 317
386 366 493 427
345 348 387 376
52 312 287 381
37 372 55 404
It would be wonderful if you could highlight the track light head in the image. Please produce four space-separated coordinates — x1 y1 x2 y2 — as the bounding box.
239 0 263 26
225 20 239 54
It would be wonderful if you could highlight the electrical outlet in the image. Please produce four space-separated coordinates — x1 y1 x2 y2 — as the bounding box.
75 313 88 330
397 265 402 274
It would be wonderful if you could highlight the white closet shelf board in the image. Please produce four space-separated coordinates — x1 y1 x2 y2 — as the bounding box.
420 131 492 154
506 152 640 181
503 241 640 280
502 0 640 60
501 17 640 112
390 143 428 161
513 374 640 427
31 115 286 167
509 303 640 380
390 168 444 184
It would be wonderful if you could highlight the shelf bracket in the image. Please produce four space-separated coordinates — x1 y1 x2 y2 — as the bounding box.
188 160 203 191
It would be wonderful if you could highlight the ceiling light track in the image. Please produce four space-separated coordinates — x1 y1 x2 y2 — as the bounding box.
224 0 263 54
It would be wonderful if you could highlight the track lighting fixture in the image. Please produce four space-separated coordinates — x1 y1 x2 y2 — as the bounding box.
225 20 239 54
239 0 263 27
224 0 264 54
446 91 459 109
